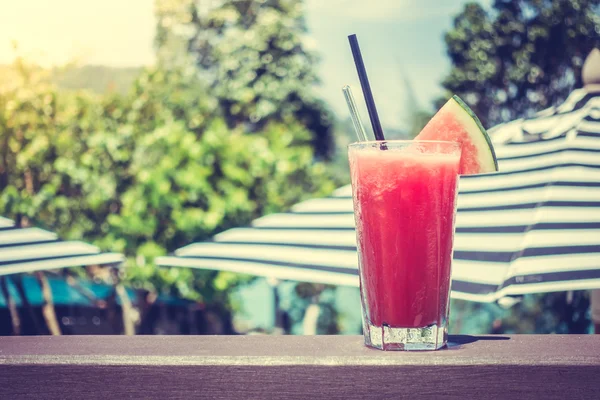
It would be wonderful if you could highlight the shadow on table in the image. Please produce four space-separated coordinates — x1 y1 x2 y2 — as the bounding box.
447 335 510 349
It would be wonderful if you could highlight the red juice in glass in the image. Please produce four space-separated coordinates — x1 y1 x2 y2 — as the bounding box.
348 140 461 351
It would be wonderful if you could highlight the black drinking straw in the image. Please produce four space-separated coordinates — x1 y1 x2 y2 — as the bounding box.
348 34 385 141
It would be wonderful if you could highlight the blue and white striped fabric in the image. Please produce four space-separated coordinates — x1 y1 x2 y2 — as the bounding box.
156 90 600 302
0 217 124 276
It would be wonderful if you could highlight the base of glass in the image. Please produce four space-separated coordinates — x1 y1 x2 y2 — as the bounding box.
363 321 448 351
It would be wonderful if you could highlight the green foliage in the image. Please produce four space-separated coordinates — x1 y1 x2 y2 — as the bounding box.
494 292 591 334
155 0 335 158
150 0 340 322
0 56 336 307
451 291 592 335
441 0 600 128
0 0 340 329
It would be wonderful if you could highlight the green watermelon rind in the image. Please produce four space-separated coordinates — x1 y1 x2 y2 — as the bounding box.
450 95 499 172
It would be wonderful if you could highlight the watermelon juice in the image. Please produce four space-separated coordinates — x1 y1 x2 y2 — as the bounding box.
348 141 461 351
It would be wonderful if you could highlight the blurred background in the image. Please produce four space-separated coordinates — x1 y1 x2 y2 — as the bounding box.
0 0 599 336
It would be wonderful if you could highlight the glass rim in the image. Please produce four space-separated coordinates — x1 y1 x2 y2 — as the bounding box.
348 139 461 148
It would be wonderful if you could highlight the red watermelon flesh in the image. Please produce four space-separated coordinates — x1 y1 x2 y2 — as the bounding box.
415 95 498 175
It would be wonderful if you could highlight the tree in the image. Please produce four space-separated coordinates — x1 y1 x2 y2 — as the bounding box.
441 1 598 334
441 0 600 128
154 0 341 331
2 0 340 333
154 0 335 158
0 56 336 330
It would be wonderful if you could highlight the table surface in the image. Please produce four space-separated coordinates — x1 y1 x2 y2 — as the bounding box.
0 334 599 365
1 335 599 400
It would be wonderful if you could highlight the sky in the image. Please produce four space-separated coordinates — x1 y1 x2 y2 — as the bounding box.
0 0 156 67
0 0 492 129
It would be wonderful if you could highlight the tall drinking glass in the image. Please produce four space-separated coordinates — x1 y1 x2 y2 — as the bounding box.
348 140 461 351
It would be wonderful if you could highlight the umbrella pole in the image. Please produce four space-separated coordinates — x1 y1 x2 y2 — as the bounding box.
591 290 600 334
138 290 158 334
302 294 323 335
111 267 134 335
34 272 61 335
0 277 20 335
13 275 42 334
267 278 285 334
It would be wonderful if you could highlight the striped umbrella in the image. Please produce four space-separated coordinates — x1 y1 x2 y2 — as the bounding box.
0 216 127 335
0 216 124 276
156 89 600 303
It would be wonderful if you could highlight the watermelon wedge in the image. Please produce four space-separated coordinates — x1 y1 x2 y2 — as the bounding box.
415 95 498 175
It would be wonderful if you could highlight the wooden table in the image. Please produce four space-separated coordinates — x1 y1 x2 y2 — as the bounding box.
1 335 599 399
